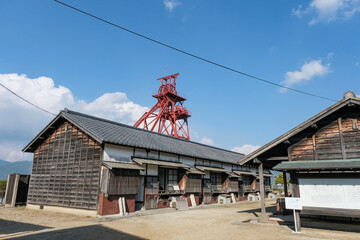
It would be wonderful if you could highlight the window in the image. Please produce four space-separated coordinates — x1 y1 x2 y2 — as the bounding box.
242 175 251 186
264 177 271 187
168 169 178 191
203 179 211 193
210 172 222 191
146 176 158 194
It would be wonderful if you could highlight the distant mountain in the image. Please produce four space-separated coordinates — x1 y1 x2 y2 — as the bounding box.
0 160 32 180
0 160 9 167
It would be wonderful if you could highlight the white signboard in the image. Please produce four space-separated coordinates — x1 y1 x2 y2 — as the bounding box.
299 178 360 210
285 197 302 210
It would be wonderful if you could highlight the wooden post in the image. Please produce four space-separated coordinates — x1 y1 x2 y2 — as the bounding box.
290 172 301 232
338 117 347 160
11 174 20 207
3 174 11 206
258 162 267 221
283 171 288 197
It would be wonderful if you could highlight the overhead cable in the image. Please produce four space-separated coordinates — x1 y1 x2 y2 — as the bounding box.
54 0 337 102
0 82 57 116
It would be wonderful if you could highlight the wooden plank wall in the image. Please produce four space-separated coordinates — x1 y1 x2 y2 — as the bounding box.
226 178 239 192
290 117 360 161
185 174 202 193
108 175 139 195
27 121 102 210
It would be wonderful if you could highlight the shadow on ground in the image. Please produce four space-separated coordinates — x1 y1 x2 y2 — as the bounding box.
278 217 360 234
236 205 277 218
9 224 148 240
0 219 51 235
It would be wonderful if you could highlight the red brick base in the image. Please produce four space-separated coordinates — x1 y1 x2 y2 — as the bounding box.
184 194 200 207
239 196 247 201
158 201 169 208
98 194 135 216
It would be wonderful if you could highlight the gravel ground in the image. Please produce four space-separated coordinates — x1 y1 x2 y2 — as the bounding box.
1 201 360 240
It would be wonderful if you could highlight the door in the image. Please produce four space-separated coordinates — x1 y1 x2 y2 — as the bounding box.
144 176 158 210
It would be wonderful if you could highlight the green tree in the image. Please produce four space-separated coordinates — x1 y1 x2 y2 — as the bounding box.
275 173 289 184
0 180 6 194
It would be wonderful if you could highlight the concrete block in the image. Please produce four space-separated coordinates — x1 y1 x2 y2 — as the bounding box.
176 197 189 211
268 193 276 199
218 195 231 204
247 194 256 201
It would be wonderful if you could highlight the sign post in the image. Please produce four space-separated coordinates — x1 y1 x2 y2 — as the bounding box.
285 197 302 233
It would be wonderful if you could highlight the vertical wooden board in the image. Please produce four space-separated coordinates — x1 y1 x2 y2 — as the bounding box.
27 121 102 210
338 118 347 160
145 195 158 209
4 174 16 205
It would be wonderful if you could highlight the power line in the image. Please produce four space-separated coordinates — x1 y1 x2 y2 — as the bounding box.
0 82 57 116
54 0 337 102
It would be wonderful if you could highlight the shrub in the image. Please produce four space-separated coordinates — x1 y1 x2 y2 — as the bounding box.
0 180 7 193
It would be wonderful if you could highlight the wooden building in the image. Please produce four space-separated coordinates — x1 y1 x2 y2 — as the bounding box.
239 91 360 221
23 109 273 216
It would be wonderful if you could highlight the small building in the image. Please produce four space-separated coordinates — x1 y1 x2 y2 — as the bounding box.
23 109 273 216
240 91 360 220
4 173 30 207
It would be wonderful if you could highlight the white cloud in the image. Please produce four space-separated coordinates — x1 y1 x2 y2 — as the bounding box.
163 0 181 12
292 5 304 18
280 60 331 92
0 141 32 162
200 137 214 146
232 144 260 155
0 73 149 161
327 52 334 59
292 0 360 24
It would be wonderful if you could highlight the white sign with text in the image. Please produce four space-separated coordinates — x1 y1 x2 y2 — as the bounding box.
285 197 302 210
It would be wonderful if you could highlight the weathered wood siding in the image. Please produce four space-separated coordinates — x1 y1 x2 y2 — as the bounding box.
227 178 239 192
185 174 202 193
27 121 102 210
290 117 360 161
108 174 140 195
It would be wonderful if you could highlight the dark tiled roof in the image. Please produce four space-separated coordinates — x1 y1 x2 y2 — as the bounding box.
25 110 244 164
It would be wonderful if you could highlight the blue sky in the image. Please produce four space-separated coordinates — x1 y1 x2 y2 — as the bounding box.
1 0 360 161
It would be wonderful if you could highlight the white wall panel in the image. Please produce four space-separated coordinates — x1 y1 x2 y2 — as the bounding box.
299 178 360 210
103 144 133 162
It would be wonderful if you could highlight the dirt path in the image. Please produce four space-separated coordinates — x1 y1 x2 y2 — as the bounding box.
1 201 360 240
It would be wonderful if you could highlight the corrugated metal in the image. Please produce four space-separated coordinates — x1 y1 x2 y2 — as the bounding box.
195 166 229 173
186 168 206 175
233 170 258 177
103 161 144 170
273 159 360 170
133 158 190 169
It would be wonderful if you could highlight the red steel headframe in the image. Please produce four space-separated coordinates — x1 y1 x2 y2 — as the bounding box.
134 73 191 140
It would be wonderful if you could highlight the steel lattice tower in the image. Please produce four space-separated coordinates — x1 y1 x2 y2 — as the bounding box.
134 73 191 140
